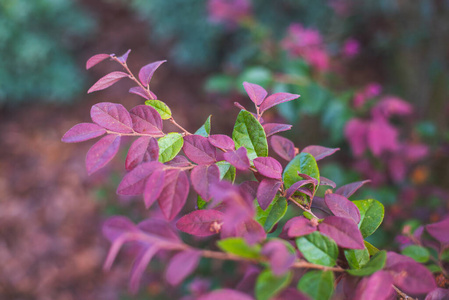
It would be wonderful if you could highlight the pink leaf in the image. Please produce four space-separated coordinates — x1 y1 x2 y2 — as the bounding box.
345 118 368 157
86 53 110 70
259 92 300 113
253 157 283 179
273 288 310 300
301 145 339 161
87 71 129 93
158 169 190 220
426 217 449 244
183 135 217 165
61 122 106 143
117 49 131 64
137 219 180 242
208 134 235 151
138 60 166 87
263 123 292 137
143 168 165 209
117 161 164 195
285 179 316 199
102 216 138 242
166 250 202 286
243 82 267 106
262 240 295 276
325 193 361 223
176 209 224 236
319 216 364 249
236 219 267 244
319 176 336 188
129 105 164 136
425 288 449 300
91 102 133 133
335 180 371 198
165 155 191 167
191 164 220 201
257 178 282 210
367 117 398 156
125 136 159 171
224 147 250 170
86 135 121 175
286 216 317 238
198 289 254 300
129 246 159 294
234 102 247 111
129 86 150 99
353 271 394 300
270 135 295 161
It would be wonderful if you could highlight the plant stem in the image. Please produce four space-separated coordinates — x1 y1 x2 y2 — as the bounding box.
169 117 192 136
112 56 154 99
105 129 165 137
393 285 416 300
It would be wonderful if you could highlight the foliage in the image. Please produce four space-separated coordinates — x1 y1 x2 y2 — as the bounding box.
62 51 449 298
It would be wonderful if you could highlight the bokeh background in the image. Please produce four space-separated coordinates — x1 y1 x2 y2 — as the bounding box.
1 0 448 299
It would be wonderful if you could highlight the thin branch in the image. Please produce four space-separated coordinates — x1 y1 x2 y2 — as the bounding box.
393 285 416 300
112 56 154 100
105 129 165 137
169 117 192 136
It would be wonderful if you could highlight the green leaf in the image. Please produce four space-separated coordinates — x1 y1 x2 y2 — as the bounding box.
145 99 172 120
364 241 379 256
402 245 430 263
346 250 386 276
297 270 334 300
158 132 183 163
296 232 338 267
197 195 207 210
353 199 384 238
283 152 320 189
427 264 442 273
217 237 261 259
216 161 236 183
344 248 370 269
205 74 234 94
232 110 268 160
237 67 273 93
255 196 288 232
255 269 291 300
195 115 211 137
303 211 315 220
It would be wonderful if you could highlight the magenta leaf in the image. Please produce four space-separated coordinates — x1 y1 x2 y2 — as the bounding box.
116 49 131 64
117 161 164 195
86 53 110 70
129 246 159 294
259 92 300 113
165 155 191 167
285 179 316 199
235 219 267 245
138 60 166 87
198 289 254 300
208 134 235 151
257 178 282 210
143 168 165 209
270 135 295 161
426 217 449 244
88 71 129 93
310 197 333 219
224 147 250 170
234 102 247 111
243 82 268 106
91 102 133 133
176 209 225 236
335 180 371 198
286 216 317 238
319 216 364 249
138 218 180 242
183 135 217 165
425 288 449 300
166 250 202 286
301 145 339 161
61 122 106 143
253 157 283 179
319 177 336 188
129 86 150 99
125 136 159 171
353 271 394 300
273 288 310 300
191 164 220 201
158 169 190 220
324 193 361 223
262 240 295 276
129 105 164 136
86 135 121 175
103 216 139 242
263 123 292 137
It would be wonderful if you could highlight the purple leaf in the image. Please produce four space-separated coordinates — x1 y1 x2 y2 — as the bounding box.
236 219 267 244
324 193 361 223
191 164 220 201
138 60 166 87
208 134 235 151
86 135 121 175
273 288 310 300
426 217 449 244
224 147 250 170
183 135 217 165
61 122 106 143
262 240 295 276
319 177 336 188
137 218 180 242
301 145 339 161
270 135 295 161
253 157 283 179
103 216 138 242
165 155 191 167
259 92 300 113
129 86 150 99
286 216 317 238
158 169 189 220
129 105 164 136
285 179 316 199
243 82 267 106
88 71 129 93
310 197 333 218
263 123 292 137
166 250 202 286
319 216 364 249
257 178 282 210
176 209 224 236
240 181 259 200
117 49 131 64
91 102 133 133
234 102 247 111
86 53 110 69
125 136 159 171
129 246 159 294
353 271 394 300
335 180 371 198
143 168 165 209
425 288 449 300
198 289 254 300
117 161 164 195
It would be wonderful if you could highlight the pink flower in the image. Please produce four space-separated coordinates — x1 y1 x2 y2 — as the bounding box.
208 0 252 28
372 96 413 118
342 38 360 57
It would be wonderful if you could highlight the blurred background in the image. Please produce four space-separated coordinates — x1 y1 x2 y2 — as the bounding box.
1 0 448 299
